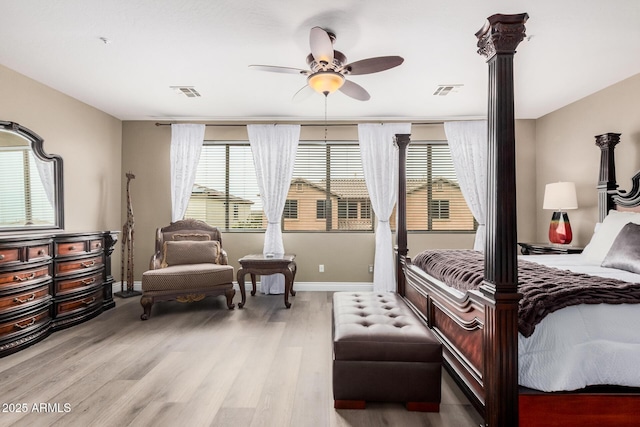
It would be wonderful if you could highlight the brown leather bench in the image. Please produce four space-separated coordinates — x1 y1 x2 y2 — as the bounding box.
332 292 442 411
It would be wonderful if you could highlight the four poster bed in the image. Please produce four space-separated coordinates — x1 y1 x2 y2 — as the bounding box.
394 13 640 427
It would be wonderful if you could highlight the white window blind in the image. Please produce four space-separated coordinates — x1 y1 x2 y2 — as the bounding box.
290 142 371 231
186 140 475 233
185 144 263 229
404 142 476 231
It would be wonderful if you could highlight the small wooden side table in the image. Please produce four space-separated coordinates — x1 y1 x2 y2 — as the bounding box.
518 242 584 255
237 254 297 309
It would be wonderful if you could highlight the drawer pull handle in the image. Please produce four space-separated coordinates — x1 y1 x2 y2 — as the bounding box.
82 277 96 285
81 260 96 268
15 317 36 330
13 293 36 304
37 249 45 256
14 273 36 282
82 297 96 306
95 243 101 248
68 246 76 250
0 254 4 260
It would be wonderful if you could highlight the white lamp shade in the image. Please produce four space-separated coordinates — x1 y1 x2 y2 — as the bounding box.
543 182 578 210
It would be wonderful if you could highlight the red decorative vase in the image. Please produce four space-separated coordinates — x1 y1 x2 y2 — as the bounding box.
548 211 572 244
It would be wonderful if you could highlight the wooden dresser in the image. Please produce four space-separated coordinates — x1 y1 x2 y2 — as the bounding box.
0 231 117 357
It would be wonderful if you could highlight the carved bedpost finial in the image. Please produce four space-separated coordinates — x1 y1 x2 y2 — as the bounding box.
595 133 620 221
476 13 529 60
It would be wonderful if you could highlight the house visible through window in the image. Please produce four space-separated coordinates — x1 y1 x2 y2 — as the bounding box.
185 138 475 233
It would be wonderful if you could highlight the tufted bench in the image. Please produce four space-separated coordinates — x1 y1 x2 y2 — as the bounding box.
332 292 442 411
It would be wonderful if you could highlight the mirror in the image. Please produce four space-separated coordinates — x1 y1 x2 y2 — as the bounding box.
0 121 64 232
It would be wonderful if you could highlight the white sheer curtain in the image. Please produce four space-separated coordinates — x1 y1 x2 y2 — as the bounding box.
358 123 411 292
170 124 205 222
444 120 488 251
248 124 300 294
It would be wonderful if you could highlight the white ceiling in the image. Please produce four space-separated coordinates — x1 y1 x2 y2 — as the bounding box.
1 0 639 122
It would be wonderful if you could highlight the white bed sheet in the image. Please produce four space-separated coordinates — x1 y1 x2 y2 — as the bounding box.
517 254 640 392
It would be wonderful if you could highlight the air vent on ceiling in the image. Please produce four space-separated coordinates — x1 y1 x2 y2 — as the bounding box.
170 86 201 97
433 84 463 96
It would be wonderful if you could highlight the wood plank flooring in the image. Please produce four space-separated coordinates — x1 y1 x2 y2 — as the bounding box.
0 292 483 427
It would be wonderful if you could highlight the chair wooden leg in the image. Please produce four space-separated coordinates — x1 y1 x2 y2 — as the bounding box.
140 295 153 320
225 288 235 310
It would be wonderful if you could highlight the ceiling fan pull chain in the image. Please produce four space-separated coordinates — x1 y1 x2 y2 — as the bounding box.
324 94 328 144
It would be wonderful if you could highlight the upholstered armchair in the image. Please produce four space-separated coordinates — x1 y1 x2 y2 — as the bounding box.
140 219 235 320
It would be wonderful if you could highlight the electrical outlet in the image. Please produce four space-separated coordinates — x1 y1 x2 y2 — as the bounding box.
319 264 324 273
368 264 374 273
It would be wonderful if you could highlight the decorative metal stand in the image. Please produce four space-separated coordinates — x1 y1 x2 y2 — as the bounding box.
115 171 141 298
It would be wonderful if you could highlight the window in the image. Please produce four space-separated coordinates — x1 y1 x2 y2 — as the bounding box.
186 138 474 233
338 200 358 219
185 144 262 230
292 143 370 231
403 143 475 231
316 199 328 219
429 200 450 219
360 200 371 219
283 200 298 219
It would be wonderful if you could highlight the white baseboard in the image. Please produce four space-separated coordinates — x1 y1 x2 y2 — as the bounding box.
113 281 372 294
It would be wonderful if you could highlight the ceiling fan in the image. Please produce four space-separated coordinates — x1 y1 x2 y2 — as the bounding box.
249 27 404 101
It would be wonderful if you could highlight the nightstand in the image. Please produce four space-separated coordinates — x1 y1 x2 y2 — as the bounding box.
518 242 584 255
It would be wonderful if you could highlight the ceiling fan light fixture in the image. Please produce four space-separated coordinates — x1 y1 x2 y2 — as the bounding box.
307 71 345 95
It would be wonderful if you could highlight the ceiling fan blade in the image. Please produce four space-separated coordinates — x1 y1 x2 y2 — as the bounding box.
339 80 370 101
249 65 309 75
341 56 404 75
292 84 315 102
309 27 334 64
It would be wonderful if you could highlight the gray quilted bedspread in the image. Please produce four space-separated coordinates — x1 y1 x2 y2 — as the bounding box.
412 249 640 337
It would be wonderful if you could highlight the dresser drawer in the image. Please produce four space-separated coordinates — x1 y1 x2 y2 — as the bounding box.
56 241 88 257
55 238 104 257
55 272 103 297
55 255 104 276
27 244 51 261
0 306 51 338
55 288 103 317
0 247 20 265
0 239 52 266
0 284 51 314
89 239 104 252
0 264 51 291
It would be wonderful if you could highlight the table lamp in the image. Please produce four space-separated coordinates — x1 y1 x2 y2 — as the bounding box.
543 182 578 244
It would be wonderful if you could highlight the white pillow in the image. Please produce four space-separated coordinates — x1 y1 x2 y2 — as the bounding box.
581 210 640 264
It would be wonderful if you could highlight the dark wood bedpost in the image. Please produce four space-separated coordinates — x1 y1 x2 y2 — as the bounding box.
595 133 620 222
395 134 411 296
476 13 528 427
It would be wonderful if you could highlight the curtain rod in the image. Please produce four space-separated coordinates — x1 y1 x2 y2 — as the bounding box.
154 122 445 127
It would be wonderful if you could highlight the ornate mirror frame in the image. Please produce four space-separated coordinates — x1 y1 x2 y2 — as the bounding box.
0 121 64 232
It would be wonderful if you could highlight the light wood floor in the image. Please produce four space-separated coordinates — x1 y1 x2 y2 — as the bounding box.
0 292 483 427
